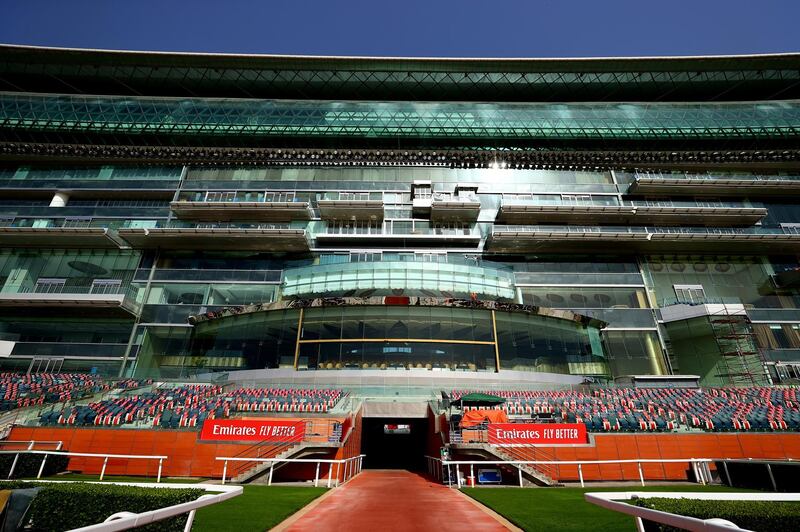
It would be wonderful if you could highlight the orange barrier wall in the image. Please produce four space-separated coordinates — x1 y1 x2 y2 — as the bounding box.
541 433 800 482
8 415 349 479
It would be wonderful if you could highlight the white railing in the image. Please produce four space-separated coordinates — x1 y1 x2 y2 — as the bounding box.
585 491 800 532
0 440 63 450
0 450 167 482
1 440 63 479
216 454 365 487
426 456 715 488
0 480 242 532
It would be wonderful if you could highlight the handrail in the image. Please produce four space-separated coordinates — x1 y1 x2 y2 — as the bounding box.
0 480 243 532
0 440 63 450
585 491 800 532
426 456 718 488
0 449 167 482
216 454 365 488
224 418 314 479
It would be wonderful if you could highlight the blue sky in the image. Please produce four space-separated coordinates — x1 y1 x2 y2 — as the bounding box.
1 0 799 57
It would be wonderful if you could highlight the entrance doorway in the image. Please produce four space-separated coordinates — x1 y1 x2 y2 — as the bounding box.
361 417 428 470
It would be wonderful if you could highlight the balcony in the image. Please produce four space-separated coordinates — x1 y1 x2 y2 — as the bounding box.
0 227 124 249
317 200 384 222
656 297 748 324
117 223 310 251
429 194 481 222
315 222 482 248
0 282 141 316
628 172 800 197
488 225 800 253
170 200 312 222
497 199 766 226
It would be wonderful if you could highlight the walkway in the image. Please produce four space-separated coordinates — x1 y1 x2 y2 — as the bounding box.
279 470 511 531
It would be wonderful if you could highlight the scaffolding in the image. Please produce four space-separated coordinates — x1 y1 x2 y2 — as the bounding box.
709 308 765 386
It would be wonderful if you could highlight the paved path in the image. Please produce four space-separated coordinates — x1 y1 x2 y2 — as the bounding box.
280 470 510 531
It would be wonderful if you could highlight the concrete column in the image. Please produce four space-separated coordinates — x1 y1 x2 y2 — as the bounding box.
49 192 69 207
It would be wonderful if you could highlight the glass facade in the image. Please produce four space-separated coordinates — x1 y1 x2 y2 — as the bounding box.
3 94 799 141
0 50 799 385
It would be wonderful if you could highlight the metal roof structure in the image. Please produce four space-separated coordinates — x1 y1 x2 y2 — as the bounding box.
2 45 800 102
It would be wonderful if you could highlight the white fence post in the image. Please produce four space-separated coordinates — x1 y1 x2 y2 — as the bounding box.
335 462 341 487
7 453 19 479
36 454 49 479
221 460 228 485
100 456 109 481
518 465 523 487
637 462 645 487
268 462 275 486
314 461 320 487
578 463 584 488
157 458 163 484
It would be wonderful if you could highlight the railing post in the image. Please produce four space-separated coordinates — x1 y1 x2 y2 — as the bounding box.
447 463 452 487
456 465 462 488
578 463 584 488
637 461 644 487
268 461 275 486
470 464 474 487
183 509 197 532
314 461 320 487
37 453 49 479
8 453 19 479
335 462 341 487
221 460 228 485
358 456 362 474
100 456 109 481
722 461 732 486
327 463 333 488
766 463 778 491
157 458 163 484
518 465 523 487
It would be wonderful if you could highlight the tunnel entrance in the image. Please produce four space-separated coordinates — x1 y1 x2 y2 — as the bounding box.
361 417 429 470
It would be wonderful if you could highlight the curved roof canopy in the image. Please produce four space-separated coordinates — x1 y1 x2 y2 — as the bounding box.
2 45 799 102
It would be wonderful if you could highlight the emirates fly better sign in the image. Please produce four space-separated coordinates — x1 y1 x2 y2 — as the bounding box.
488 423 587 445
200 419 305 442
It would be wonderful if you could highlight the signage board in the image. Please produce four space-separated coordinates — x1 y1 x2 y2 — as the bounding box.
199 419 305 442
488 423 587 445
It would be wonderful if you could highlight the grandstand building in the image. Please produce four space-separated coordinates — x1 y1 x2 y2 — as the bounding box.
1 47 800 495
0 45 799 391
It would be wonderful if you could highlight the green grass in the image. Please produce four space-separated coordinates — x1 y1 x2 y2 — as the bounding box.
192 486 328 532
463 485 752 532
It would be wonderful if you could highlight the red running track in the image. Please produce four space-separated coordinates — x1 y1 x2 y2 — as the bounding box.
282 470 509 531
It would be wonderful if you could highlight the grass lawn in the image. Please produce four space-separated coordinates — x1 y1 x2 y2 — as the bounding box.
463 485 751 532
192 485 327 532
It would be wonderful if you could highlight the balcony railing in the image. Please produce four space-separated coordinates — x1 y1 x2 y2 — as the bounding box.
0 279 141 314
134 268 282 283
492 225 793 236
9 342 135 359
634 170 800 183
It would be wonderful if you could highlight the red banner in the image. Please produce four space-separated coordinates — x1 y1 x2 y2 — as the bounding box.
488 423 587 445
200 419 305 442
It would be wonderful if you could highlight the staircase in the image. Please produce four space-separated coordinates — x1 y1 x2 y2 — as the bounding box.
231 442 305 483
451 442 558 486
229 421 346 483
